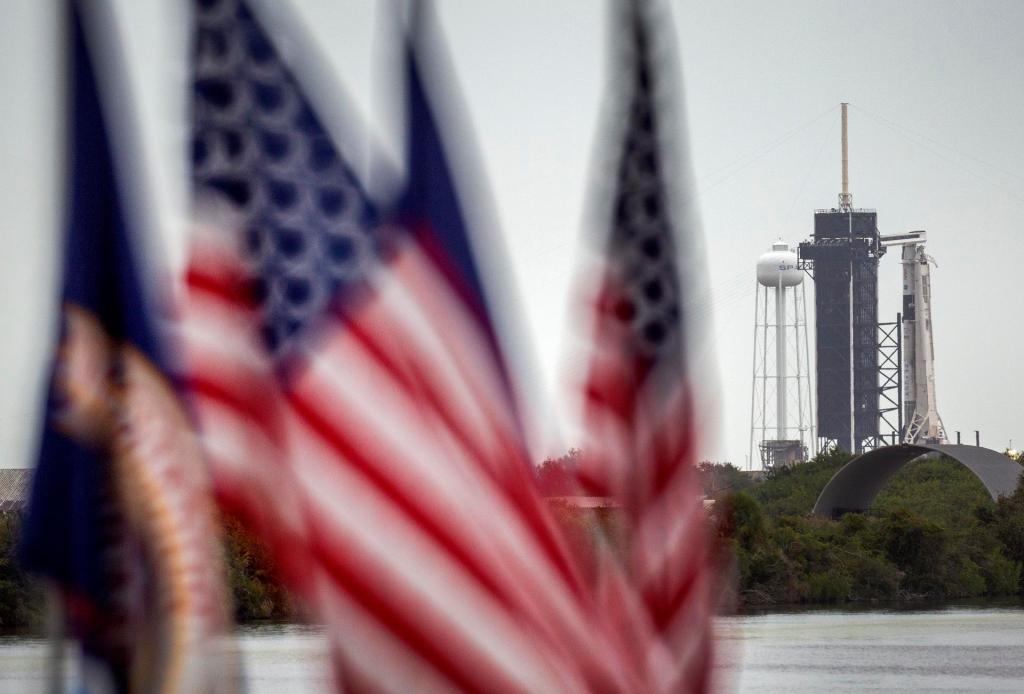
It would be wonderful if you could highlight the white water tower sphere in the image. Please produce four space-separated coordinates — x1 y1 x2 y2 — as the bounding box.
750 237 814 470
757 240 803 287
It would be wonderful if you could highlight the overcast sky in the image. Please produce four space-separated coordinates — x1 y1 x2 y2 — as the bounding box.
2 1 1023 469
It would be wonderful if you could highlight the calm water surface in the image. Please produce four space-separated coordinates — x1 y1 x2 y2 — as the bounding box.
716 604 1024 692
2 605 1022 691
0 623 330 694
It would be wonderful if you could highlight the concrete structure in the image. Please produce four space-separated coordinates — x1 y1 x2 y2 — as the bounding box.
750 240 814 469
544 496 620 509
0 468 30 512
813 444 1022 518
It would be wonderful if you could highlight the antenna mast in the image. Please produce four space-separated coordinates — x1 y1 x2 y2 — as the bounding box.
839 103 856 210
839 102 852 211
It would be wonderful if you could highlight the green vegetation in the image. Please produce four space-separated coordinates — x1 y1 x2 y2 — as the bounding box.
748 447 849 517
3 449 1023 628
0 512 297 631
0 514 42 629
221 515 298 623
710 451 1024 607
698 461 755 497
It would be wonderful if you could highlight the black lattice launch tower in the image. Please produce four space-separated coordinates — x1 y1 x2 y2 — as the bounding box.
798 103 890 454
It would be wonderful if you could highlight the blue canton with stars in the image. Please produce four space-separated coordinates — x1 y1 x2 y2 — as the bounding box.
191 0 377 357
605 1 684 372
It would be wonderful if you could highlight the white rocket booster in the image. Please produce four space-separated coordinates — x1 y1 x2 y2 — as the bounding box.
901 243 918 428
899 235 946 444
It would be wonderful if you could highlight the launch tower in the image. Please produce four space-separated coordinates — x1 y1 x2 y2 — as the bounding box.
798 104 885 454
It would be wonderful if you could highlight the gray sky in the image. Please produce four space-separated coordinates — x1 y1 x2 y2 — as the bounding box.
1 1 1023 469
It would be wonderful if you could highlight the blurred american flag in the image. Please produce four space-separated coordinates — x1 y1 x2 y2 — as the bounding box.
574 0 714 690
181 1 641 691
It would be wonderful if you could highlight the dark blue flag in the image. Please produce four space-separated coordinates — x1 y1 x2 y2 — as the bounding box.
20 3 159 677
22 4 233 692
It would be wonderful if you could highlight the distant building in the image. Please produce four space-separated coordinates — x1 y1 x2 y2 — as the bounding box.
545 496 620 509
0 468 31 512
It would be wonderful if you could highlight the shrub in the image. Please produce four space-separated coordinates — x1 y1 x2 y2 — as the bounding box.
698 462 754 498
979 551 1020 595
750 449 852 518
716 492 767 552
807 570 852 603
222 515 297 622
0 514 42 629
846 552 901 601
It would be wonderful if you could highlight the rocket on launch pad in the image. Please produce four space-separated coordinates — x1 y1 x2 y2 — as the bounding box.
881 231 947 444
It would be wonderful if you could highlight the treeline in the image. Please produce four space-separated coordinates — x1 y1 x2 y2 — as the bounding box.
220 515 299 622
222 451 1024 610
4 450 1024 629
708 451 1024 606
0 514 41 629
0 513 297 631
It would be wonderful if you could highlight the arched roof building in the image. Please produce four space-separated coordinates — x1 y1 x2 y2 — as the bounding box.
813 444 1022 518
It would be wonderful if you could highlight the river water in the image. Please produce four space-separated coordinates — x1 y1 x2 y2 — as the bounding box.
2 605 1023 691
715 604 1024 692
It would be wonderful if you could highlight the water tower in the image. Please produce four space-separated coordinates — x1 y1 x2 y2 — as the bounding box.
750 240 815 469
